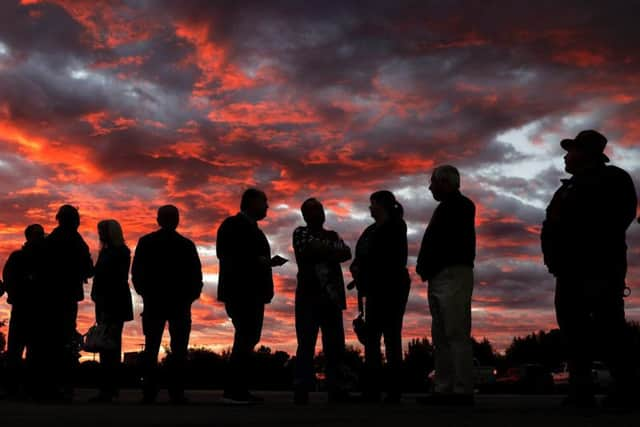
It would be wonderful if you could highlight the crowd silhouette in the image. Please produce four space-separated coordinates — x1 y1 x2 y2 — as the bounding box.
0 129 638 408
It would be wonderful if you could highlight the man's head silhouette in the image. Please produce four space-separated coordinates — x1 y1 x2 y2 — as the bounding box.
301 198 325 229
429 165 460 202
561 130 609 175
241 188 268 221
56 205 80 229
157 205 179 230
24 224 45 242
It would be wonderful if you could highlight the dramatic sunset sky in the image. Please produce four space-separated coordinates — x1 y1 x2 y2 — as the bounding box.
1 0 639 356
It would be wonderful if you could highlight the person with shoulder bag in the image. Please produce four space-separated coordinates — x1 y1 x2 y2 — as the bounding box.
89 219 133 403
351 190 410 404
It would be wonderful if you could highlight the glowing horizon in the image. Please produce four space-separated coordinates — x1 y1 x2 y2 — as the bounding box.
1 0 639 357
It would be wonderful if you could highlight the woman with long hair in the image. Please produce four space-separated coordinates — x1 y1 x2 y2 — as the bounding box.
350 190 410 403
90 219 133 402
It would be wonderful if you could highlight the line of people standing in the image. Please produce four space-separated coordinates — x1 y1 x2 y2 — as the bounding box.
0 169 475 406
1 129 638 409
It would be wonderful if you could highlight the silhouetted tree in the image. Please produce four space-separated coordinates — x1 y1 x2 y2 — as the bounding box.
252 346 292 389
403 338 434 391
472 337 498 365
505 329 567 370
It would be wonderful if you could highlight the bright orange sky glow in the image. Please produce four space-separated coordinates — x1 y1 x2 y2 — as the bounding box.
1 0 639 357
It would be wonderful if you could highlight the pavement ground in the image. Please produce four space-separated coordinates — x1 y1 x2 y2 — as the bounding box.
0 390 638 427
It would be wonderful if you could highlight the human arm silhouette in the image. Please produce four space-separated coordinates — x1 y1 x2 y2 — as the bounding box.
186 239 203 302
131 237 149 298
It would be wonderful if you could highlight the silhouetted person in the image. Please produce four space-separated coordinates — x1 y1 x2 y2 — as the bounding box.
351 191 410 403
292 198 352 405
132 205 203 404
416 165 476 406
2 224 46 399
41 205 93 401
216 188 287 404
89 220 133 403
541 130 638 408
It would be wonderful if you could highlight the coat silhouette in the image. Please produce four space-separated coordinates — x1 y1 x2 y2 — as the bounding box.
92 245 133 323
541 164 636 282
216 213 274 304
131 228 203 306
45 225 94 303
416 190 476 281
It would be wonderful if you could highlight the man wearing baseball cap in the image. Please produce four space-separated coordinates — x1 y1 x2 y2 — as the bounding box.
541 130 638 408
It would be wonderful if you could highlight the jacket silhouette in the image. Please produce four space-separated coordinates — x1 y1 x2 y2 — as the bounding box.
132 229 203 306
294 227 350 309
541 164 636 282
216 213 274 304
92 245 134 323
45 225 94 302
416 190 476 282
352 219 410 299
3 236 46 307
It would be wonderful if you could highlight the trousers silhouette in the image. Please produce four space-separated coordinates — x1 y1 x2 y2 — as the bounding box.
141 304 191 400
294 293 345 392
363 291 408 399
225 301 264 396
555 277 634 397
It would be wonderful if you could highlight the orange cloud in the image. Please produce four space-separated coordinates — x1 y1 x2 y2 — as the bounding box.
0 120 104 183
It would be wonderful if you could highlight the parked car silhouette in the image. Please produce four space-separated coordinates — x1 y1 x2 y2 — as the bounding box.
495 364 554 394
552 361 612 392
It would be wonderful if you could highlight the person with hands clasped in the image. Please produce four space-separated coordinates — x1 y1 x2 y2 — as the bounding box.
292 198 352 405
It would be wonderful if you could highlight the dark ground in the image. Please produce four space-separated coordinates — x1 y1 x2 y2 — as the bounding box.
0 391 638 427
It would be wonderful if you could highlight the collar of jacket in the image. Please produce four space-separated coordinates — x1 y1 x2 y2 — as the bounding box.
239 211 259 226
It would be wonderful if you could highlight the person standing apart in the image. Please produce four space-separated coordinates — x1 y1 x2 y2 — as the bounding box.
132 205 203 404
89 219 133 403
541 130 637 408
417 165 476 406
216 188 287 404
351 190 410 404
292 198 351 404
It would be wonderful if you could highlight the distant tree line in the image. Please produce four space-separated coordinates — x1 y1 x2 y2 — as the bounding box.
1 320 639 391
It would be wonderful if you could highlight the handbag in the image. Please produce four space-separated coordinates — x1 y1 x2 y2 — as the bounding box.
352 313 367 345
82 323 118 353
352 292 367 345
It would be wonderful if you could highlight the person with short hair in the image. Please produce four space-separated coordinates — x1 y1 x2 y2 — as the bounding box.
216 188 287 404
292 198 352 404
351 190 410 403
2 224 46 399
417 165 476 406
44 205 94 401
132 205 203 404
89 219 133 403
541 130 638 408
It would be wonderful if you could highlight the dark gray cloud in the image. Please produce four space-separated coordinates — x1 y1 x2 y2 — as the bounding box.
1 0 639 351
